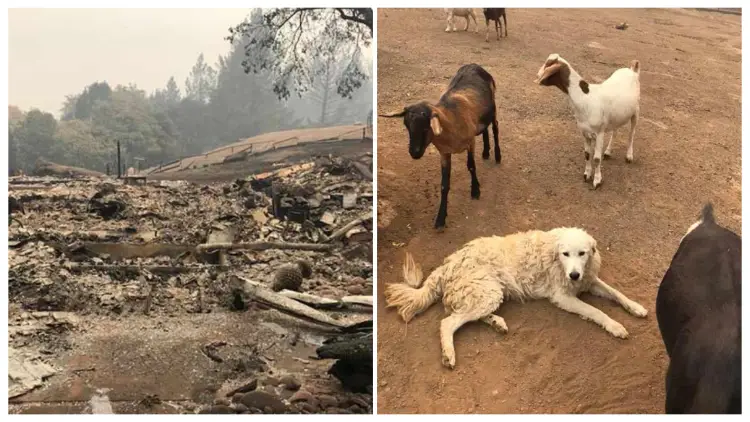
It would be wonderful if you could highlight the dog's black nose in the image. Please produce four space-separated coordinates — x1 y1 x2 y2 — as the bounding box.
569 272 580 281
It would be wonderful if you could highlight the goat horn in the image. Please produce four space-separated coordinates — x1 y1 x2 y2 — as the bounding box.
378 109 407 118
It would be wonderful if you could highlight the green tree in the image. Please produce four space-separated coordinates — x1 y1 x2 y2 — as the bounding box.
208 38 296 143
185 53 217 104
52 119 113 171
227 8 372 101
91 85 177 167
73 82 113 120
150 76 183 111
13 109 58 171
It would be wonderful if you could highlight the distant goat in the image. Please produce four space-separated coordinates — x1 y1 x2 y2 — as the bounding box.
656 203 741 414
444 8 478 33
483 8 507 42
535 54 640 189
379 64 501 230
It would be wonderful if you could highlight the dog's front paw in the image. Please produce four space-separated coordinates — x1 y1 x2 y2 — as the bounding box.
627 302 648 318
441 349 456 369
605 321 629 339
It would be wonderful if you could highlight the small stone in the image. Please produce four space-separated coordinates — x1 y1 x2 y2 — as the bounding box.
349 395 370 408
231 393 244 403
199 405 234 414
347 285 363 295
239 391 287 413
233 403 249 413
318 394 338 409
279 389 295 400
213 398 230 406
280 375 301 391
289 389 314 403
227 379 258 397
264 385 276 394
300 402 319 413
263 376 281 387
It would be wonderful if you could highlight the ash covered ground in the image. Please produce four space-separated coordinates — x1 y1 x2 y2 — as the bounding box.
8 152 373 414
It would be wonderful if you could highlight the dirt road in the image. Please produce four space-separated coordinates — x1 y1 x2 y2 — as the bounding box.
376 8 741 414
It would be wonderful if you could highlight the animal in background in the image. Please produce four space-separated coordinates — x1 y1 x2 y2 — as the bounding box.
483 8 507 41
444 8 479 33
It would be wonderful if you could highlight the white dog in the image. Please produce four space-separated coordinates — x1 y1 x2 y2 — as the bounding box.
384 227 648 369
444 8 478 33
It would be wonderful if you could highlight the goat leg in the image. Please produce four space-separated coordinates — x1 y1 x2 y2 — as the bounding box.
467 146 480 200
583 133 594 182
592 132 605 189
503 13 508 37
481 129 491 159
492 118 501 163
434 153 451 230
485 18 490 42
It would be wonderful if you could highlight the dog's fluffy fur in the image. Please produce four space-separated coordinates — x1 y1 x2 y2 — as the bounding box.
384 227 648 369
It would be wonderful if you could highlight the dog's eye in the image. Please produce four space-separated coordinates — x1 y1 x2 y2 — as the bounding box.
578 251 585 256
562 252 569 257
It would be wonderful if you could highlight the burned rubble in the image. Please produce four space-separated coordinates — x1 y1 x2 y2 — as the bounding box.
7 153 373 414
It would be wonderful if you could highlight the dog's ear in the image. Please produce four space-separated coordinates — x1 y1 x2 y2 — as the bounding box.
590 238 597 255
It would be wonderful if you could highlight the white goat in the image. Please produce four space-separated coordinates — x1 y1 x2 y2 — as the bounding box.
444 8 478 33
535 53 641 189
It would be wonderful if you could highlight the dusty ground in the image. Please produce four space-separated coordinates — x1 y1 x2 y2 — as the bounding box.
376 8 740 414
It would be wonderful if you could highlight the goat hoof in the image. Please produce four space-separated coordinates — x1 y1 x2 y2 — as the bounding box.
626 156 634 163
592 181 602 190
482 151 490 160
603 152 612 160
471 189 480 200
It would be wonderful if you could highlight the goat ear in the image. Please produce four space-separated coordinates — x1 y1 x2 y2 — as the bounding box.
379 108 407 118
430 115 443 136
535 62 562 84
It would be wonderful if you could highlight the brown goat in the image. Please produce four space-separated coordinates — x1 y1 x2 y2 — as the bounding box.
483 8 507 42
380 64 501 230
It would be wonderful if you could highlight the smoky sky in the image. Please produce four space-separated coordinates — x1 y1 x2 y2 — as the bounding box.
8 8 372 117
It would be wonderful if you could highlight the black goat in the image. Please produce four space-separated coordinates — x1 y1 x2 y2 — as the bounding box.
483 8 507 42
656 203 741 414
380 64 501 230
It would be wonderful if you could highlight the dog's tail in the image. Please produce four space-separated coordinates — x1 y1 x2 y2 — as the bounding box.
384 252 441 323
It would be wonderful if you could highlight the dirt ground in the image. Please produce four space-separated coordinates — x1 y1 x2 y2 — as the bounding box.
376 8 741 414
